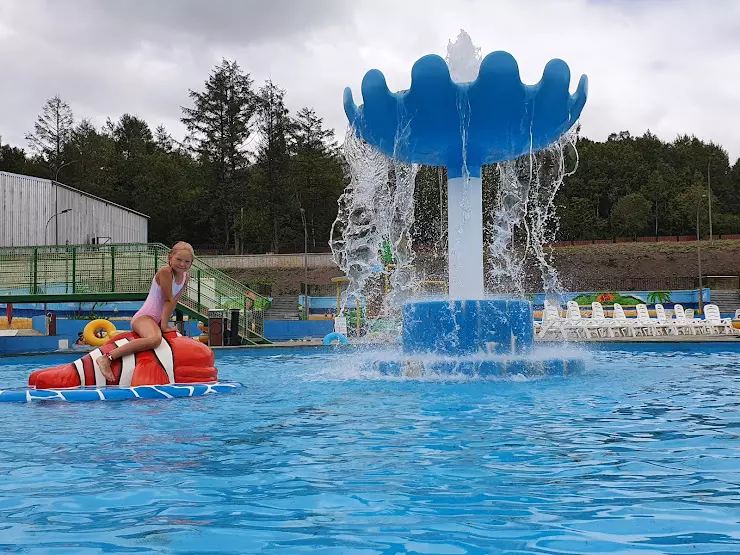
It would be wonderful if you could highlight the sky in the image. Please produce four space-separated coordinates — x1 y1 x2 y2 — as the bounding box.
1 0 740 160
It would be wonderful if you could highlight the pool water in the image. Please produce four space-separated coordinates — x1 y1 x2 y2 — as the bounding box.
0 344 739 554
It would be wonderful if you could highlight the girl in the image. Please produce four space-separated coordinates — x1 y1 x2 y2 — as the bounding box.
96 242 194 381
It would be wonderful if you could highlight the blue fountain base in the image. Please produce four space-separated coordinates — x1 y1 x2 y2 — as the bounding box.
389 299 583 377
402 299 534 356
373 357 584 377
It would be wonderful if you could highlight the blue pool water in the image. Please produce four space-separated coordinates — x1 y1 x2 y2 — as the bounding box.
0 344 739 554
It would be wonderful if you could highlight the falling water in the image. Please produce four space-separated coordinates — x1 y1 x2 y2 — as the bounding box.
330 128 419 328
486 130 579 296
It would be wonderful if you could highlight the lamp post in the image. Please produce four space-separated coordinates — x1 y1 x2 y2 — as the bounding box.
45 209 72 245
697 194 707 315
300 207 309 318
52 160 78 245
707 160 713 243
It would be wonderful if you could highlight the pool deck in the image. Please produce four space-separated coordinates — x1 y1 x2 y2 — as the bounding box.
3 334 740 359
537 335 740 343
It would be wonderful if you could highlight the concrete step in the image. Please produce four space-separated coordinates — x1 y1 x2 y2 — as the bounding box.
265 295 300 321
710 290 740 314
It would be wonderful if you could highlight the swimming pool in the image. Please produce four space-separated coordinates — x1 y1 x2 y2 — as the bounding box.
0 344 738 553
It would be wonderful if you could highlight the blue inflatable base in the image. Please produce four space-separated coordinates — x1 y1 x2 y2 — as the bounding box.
0 382 243 403
370 357 585 377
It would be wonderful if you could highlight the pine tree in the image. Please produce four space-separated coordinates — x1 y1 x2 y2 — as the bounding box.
181 59 257 246
255 81 294 253
289 107 344 250
25 95 75 178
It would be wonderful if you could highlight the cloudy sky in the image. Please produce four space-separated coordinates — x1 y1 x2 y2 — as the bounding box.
1 0 739 159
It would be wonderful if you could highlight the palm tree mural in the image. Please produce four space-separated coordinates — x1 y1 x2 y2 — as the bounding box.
647 291 671 304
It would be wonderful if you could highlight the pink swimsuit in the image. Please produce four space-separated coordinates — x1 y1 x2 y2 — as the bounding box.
132 272 187 324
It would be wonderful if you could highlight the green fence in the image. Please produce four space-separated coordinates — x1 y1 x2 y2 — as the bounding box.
0 243 270 342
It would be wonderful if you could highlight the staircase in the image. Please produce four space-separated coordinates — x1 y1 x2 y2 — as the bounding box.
709 289 740 315
265 295 300 321
0 242 273 344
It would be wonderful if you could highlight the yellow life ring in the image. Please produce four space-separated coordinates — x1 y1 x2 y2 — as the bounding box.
83 319 117 347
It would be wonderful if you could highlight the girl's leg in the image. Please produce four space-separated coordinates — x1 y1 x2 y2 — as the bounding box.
96 316 163 381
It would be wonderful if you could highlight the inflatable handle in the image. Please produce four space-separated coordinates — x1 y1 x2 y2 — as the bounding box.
323 332 349 345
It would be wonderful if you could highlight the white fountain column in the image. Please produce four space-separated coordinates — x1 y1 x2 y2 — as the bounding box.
447 176 484 299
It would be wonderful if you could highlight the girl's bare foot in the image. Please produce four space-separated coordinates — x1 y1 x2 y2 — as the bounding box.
96 355 115 382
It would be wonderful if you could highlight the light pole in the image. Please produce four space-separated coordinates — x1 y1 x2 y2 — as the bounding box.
697 194 707 314
45 209 72 245
52 160 78 245
300 207 309 318
707 160 713 243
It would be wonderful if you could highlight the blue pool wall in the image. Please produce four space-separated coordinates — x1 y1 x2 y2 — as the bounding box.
402 299 533 355
263 320 334 342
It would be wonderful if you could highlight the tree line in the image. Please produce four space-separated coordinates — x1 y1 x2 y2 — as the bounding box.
557 130 738 241
0 59 345 253
411 130 739 247
1 58 737 249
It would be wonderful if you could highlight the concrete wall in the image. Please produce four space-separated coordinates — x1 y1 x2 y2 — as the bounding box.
0 335 67 354
200 253 337 269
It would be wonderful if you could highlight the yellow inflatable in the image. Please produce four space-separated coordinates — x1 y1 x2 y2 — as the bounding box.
83 319 118 347
197 321 209 344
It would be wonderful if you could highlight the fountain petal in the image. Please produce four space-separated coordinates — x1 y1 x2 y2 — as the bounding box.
345 51 588 176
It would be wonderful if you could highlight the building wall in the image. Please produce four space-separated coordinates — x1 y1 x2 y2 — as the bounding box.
0 172 148 247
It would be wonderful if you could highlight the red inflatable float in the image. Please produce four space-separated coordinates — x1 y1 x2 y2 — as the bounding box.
29 331 218 389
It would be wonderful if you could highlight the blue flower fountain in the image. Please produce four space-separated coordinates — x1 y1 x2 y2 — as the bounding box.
341 38 589 376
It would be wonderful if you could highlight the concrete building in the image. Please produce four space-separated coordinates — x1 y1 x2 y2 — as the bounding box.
0 171 148 247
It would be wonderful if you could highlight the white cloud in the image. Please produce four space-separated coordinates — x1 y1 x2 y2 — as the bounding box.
2 0 740 160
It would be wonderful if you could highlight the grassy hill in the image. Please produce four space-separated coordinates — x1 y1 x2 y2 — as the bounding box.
219 239 740 296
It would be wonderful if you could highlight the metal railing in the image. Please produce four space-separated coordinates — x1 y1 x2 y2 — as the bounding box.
0 242 271 341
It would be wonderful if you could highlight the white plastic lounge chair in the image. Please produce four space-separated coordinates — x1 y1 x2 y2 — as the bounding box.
654 304 679 336
611 303 636 337
591 301 619 338
539 300 567 339
703 304 737 335
563 300 588 339
635 304 658 336
673 304 701 335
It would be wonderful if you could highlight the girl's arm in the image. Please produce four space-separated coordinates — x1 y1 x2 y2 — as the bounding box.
157 267 179 332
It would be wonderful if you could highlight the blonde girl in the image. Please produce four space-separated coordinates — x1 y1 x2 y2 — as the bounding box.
96 242 194 380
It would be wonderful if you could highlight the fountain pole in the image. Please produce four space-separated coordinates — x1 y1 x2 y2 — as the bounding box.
447 175 484 299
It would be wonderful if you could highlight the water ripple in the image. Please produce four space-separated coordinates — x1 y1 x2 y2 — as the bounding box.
0 347 738 553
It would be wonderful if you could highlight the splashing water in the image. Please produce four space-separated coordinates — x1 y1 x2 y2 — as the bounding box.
486 130 579 296
446 29 482 83
330 129 418 326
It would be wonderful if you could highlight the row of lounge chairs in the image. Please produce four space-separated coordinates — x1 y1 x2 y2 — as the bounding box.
537 301 740 339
